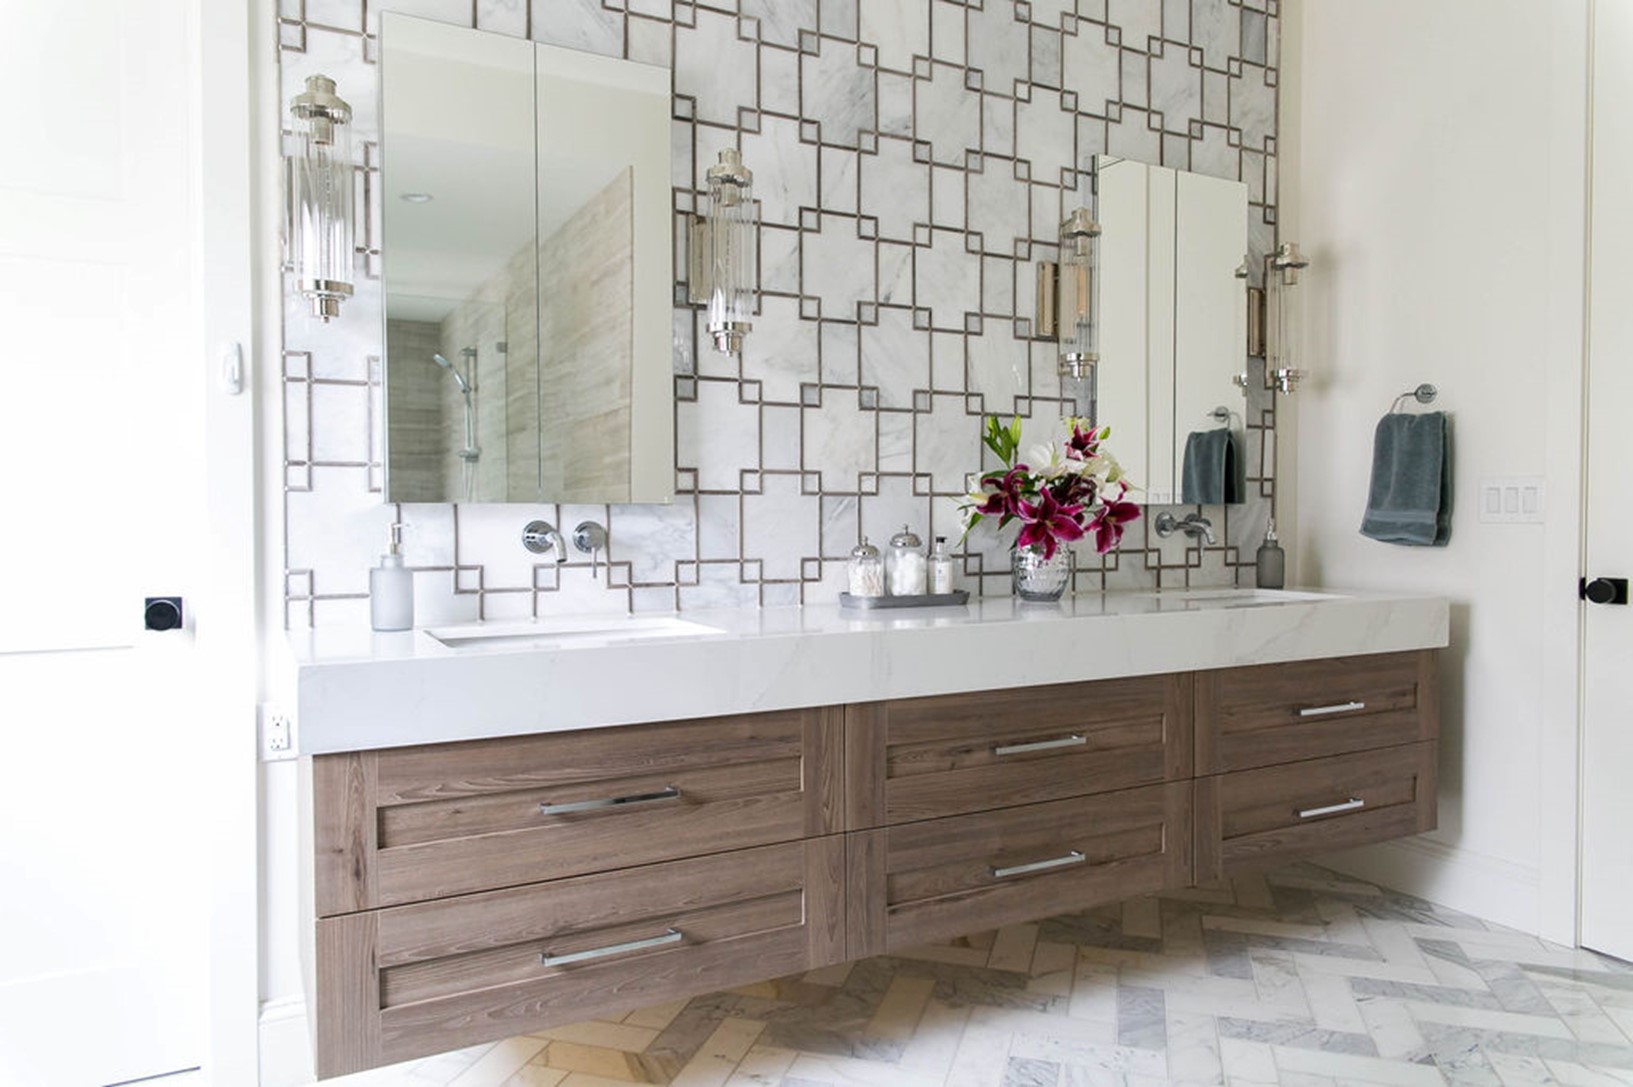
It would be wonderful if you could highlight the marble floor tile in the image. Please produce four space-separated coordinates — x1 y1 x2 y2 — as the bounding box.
377 864 1633 1087
1271 1045 1445 1086
447 1038 551 1087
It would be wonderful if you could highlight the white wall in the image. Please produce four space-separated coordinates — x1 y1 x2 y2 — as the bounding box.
1282 0 1588 940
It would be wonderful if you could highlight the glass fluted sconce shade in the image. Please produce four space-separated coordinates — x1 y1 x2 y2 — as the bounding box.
1267 241 1309 393
704 149 757 353
1058 207 1101 379
287 74 355 322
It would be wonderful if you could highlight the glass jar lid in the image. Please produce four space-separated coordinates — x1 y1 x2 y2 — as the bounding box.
889 525 922 549
849 537 880 559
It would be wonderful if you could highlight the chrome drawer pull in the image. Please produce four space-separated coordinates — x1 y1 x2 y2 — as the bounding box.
990 850 1086 879
993 734 1086 757
1298 700 1367 718
539 927 682 967
1297 797 1365 819
539 785 681 816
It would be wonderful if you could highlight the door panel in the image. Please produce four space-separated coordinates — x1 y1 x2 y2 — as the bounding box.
1582 0 1633 964
0 1 208 1082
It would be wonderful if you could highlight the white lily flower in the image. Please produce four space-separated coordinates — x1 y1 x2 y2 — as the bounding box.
1100 452 1124 484
1028 443 1071 479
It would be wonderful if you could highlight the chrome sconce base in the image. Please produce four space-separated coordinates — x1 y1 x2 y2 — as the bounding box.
1269 366 1306 394
709 322 750 354
1059 353 1097 380
1234 365 1307 395
300 278 353 322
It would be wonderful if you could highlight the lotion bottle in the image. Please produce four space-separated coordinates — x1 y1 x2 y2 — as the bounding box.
1255 519 1286 590
929 536 956 594
370 522 414 631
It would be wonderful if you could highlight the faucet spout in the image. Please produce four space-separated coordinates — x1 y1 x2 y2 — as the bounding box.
521 519 569 563
1153 511 1216 545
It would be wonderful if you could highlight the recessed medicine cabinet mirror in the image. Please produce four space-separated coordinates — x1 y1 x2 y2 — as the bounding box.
1095 156 1248 505
380 15 672 504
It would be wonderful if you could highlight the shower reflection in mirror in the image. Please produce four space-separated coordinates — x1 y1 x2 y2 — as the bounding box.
432 349 481 501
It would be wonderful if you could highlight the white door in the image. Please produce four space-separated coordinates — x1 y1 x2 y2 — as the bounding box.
0 1 210 1082
1581 0 1633 964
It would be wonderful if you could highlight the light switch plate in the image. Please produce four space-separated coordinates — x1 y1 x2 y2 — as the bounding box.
1479 476 1546 524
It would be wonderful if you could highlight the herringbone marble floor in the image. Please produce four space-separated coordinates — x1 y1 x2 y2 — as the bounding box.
328 863 1633 1087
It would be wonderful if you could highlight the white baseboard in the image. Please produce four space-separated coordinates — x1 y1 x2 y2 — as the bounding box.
257 997 313 1087
1320 836 1541 935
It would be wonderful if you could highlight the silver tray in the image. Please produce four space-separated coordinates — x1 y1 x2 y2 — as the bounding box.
839 590 969 609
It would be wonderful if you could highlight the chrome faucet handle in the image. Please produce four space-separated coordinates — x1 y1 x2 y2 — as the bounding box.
572 521 608 578
1153 511 1180 538
522 519 568 563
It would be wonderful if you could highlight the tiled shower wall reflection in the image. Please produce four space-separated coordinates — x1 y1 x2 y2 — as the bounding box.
279 0 1280 627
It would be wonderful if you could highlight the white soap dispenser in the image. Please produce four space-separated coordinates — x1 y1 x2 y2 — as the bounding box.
370 522 414 631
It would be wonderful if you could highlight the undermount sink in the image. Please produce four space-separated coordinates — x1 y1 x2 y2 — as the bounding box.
425 616 723 650
1136 588 1346 607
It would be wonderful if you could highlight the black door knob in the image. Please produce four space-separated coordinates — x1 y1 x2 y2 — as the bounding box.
1581 578 1629 606
144 596 184 631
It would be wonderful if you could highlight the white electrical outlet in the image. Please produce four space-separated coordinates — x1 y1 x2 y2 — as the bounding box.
1479 476 1546 524
260 703 295 760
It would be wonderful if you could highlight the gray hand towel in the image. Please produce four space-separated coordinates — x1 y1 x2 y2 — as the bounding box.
1360 411 1451 546
1181 428 1238 505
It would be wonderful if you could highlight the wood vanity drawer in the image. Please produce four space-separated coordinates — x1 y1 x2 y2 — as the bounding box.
844 674 1192 828
846 781 1191 958
312 707 843 915
311 836 845 1078
1195 650 1437 774
1194 740 1437 881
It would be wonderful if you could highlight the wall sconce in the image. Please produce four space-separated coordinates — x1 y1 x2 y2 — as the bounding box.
686 149 758 354
286 74 355 322
1034 208 1101 379
1266 241 1310 393
1241 241 1311 393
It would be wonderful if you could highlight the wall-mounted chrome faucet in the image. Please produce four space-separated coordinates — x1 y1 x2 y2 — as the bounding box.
1153 511 1216 545
572 521 608 578
521 520 567 563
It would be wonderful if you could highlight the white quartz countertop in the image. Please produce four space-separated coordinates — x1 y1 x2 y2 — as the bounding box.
280 587 1449 756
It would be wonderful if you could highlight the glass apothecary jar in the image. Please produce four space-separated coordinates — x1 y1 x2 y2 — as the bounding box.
847 538 884 598
887 525 927 596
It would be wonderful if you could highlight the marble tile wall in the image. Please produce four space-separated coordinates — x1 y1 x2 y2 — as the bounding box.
278 0 1281 627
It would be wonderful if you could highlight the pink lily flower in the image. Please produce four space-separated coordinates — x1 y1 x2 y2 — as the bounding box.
1015 489 1086 559
1086 485 1140 552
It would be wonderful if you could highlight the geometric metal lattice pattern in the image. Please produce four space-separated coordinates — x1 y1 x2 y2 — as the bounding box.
330 862 1633 1086
279 0 1283 628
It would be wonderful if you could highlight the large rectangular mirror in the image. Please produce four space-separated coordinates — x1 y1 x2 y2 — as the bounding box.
380 15 673 505
1095 156 1248 505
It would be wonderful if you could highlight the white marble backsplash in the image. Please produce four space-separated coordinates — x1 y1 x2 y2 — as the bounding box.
278 0 1282 627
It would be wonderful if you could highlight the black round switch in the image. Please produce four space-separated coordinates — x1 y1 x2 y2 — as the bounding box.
144 597 184 631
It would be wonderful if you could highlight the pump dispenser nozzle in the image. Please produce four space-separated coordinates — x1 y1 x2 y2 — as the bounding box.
385 522 406 561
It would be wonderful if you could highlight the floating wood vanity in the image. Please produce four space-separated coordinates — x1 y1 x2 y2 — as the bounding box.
300 639 1439 1077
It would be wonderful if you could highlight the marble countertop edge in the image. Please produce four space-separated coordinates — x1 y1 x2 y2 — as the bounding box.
281 588 1450 757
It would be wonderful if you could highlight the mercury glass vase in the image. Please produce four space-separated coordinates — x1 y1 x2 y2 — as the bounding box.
1011 545 1070 602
